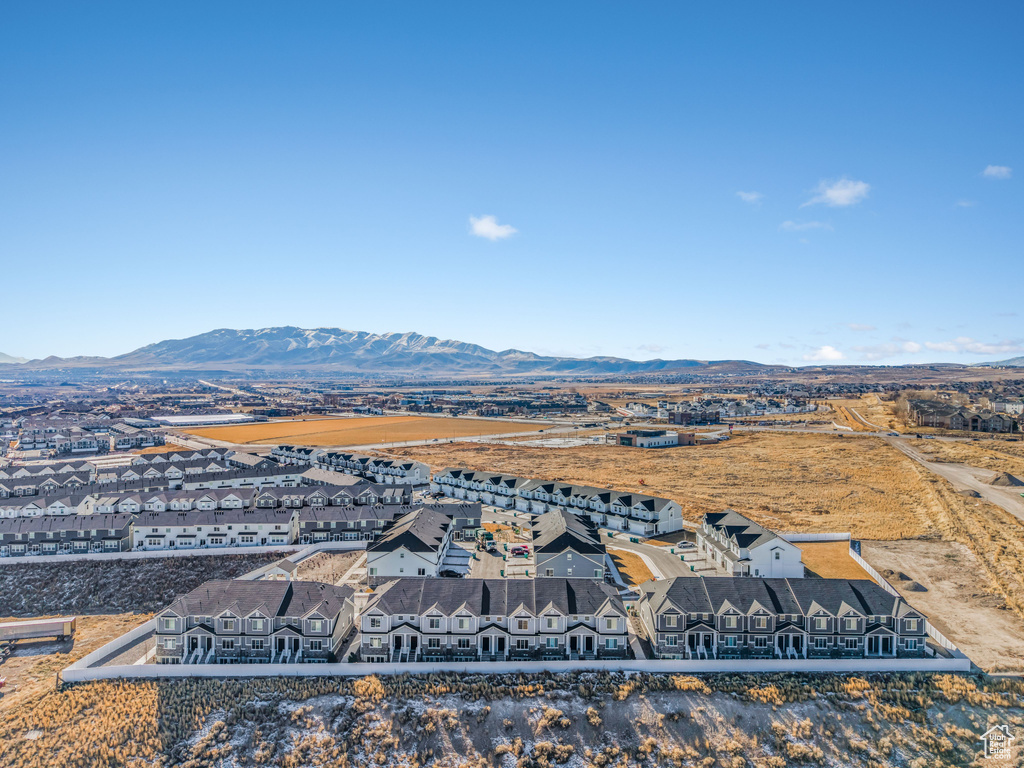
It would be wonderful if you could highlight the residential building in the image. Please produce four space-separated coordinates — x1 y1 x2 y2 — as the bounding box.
638 577 928 660
365 505 480 585
697 510 804 578
358 578 628 662
133 508 297 550
532 508 606 579
0 513 133 557
154 579 356 664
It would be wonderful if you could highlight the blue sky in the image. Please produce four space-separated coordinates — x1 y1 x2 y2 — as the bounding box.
1 3 1021 365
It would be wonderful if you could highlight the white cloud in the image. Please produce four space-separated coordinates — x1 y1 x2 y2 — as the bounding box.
852 341 922 361
469 215 517 241
982 165 1012 180
779 220 832 232
802 177 870 208
923 336 1024 356
754 343 771 350
803 345 845 362
846 323 876 332
955 199 977 208
635 344 666 354
736 191 763 204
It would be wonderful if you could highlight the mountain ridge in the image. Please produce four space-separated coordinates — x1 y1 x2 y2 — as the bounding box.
3 326 767 375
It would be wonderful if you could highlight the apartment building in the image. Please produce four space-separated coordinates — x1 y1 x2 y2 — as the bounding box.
133 508 297 550
638 577 928 660
697 510 804 578
0 513 133 557
432 468 684 535
359 578 629 662
154 579 356 664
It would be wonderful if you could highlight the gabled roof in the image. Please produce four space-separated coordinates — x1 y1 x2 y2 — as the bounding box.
532 508 605 556
159 579 354 620
368 507 452 554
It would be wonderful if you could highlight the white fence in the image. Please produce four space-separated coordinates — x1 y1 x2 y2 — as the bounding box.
0 543 305 565
780 532 852 542
61 654 972 683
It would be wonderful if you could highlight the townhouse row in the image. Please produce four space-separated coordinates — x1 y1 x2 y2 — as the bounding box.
272 445 431 485
431 467 684 535
0 501 469 556
637 577 928 660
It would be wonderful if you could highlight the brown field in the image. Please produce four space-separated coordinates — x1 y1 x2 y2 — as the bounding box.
0 613 150 713
913 437 1024 479
797 541 874 581
182 415 541 446
608 548 655 587
392 432 936 540
134 443 188 455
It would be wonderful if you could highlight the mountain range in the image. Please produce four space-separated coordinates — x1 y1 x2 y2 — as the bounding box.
1 327 1021 375
0 327 768 375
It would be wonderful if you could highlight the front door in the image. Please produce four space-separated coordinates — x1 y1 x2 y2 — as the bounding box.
482 636 490 653
292 638 300 652
393 635 402 650
584 635 594 653
189 637 198 652
277 638 286 652
867 636 880 655
570 636 578 653
497 637 506 653
881 636 893 655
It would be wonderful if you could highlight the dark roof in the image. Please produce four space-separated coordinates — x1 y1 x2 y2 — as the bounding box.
366 578 623 617
532 508 605 556
160 579 354 619
368 507 452 553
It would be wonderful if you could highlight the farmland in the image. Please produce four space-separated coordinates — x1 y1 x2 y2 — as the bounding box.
393 432 937 540
182 415 541 446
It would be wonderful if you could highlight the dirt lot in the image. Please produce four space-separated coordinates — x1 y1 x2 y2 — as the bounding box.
798 540 875 581
862 539 1024 673
184 415 541 446
912 437 1024 479
0 613 149 713
393 432 937 539
294 551 360 584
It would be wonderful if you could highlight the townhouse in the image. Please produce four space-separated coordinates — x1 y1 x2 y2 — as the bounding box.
0 513 133 557
532 508 607 579
366 505 481 585
155 579 356 664
298 505 400 543
0 493 95 518
275 445 430 485
697 510 804 578
359 578 629 662
178 465 304 490
133 508 297 550
300 468 413 505
638 577 928 660
431 467 685 536
130 448 232 466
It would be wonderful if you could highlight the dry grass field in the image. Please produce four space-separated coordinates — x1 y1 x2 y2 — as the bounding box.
183 415 540 446
393 432 936 540
608 548 655 587
798 541 874 581
1 673 1021 768
134 443 189 455
913 438 1024 479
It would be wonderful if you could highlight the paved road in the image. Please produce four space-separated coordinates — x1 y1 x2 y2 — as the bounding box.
599 531 701 580
886 438 1024 523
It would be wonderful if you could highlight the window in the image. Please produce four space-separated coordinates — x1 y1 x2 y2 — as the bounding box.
753 616 767 630
605 638 618 649
417 568 426 576
724 616 738 629
814 617 828 631
222 639 235 650
516 639 529 650
844 617 857 631
161 638 176 650
310 620 323 633
814 637 828 649
546 617 557 630
160 618 176 631
222 619 235 632
428 638 441 649
518 619 529 631
725 636 737 648
456 618 470 630
369 637 382 648
665 635 677 647
309 638 322 651
904 638 919 651
546 637 557 648
369 568 377 576
594 569 603 578
844 638 859 650
774 551 780 560
428 617 441 630
457 638 470 649
567 553 572 560
905 618 919 631
665 615 677 628
545 569 554 577
605 618 616 631
754 636 768 648
251 639 264 650
369 617 382 629
251 619 265 632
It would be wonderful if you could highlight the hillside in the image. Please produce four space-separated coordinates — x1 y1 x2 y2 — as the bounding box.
0 352 26 364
